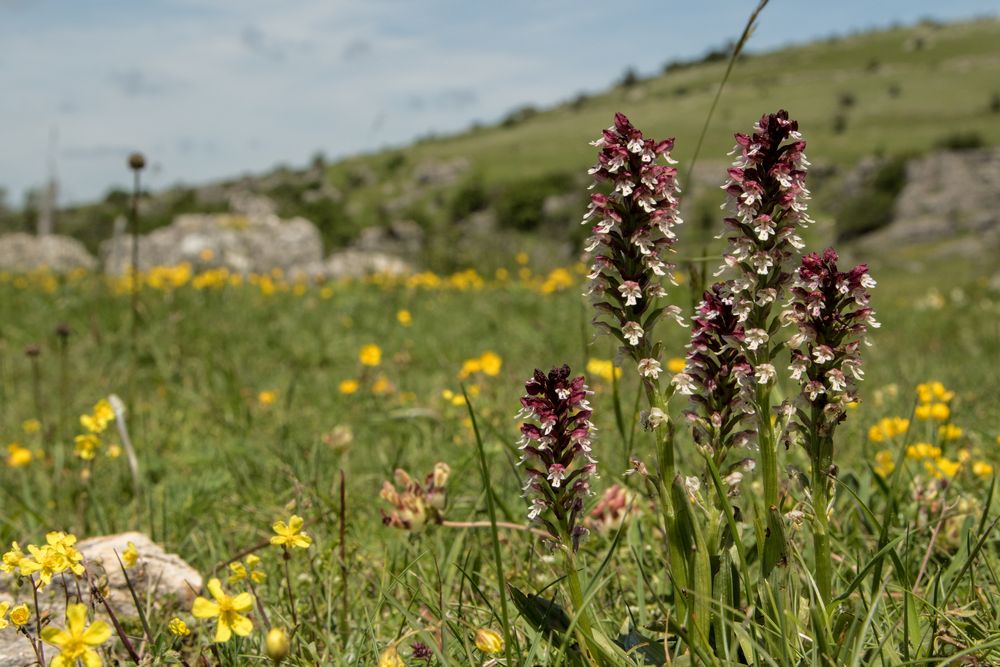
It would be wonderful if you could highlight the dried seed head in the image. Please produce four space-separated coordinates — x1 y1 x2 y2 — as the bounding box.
128 152 146 171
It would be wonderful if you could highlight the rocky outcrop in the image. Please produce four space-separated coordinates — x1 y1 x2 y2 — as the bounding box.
101 212 323 275
76 531 203 610
0 532 201 667
860 148 1000 255
0 233 97 273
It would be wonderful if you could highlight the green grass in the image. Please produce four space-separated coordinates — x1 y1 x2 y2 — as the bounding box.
0 251 998 664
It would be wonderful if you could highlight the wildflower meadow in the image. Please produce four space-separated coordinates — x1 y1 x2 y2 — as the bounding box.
1 100 999 667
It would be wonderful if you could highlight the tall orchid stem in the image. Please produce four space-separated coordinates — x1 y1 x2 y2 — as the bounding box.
560 527 604 666
756 386 779 511
811 431 834 606
643 383 689 620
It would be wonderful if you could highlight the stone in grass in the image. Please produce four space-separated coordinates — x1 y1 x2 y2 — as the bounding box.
0 532 203 666
77 531 204 611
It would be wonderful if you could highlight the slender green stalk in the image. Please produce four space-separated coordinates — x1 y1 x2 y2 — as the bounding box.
684 0 770 297
811 432 834 606
463 386 515 667
283 548 299 628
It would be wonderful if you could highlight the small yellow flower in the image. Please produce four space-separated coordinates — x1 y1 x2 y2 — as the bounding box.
457 358 481 379
228 555 266 584
41 603 112 667
873 450 895 478
107 444 123 459
265 627 290 663
9 604 30 627
167 617 190 637
199 248 215 262
914 404 932 420
258 390 278 407
906 443 941 461
586 359 621 382
1 542 26 573
359 344 382 367
515 251 529 265
929 403 950 421
192 578 255 643
339 379 360 395
667 357 687 374
80 399 115 434
6 443 32 468
270 515 312 550
924 457 961 480
478 351 502 377
973 461 994 478
396 309 412 326
74 434 101 460
22 418 42 434
474 628 504 655
122 541 139 569
0 601 8 630
938 424 963 441
379 645 405 667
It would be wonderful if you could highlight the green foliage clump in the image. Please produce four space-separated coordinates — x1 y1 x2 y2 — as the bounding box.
835 156 909 242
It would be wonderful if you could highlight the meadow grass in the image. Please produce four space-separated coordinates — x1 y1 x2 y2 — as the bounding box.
0 253 997 664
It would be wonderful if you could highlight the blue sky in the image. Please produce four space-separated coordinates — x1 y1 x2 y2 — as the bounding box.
1 0 996 205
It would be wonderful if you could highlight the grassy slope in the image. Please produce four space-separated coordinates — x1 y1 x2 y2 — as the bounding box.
330 18 1000 191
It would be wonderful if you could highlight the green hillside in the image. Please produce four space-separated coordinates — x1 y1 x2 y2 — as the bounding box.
8 18 1000 264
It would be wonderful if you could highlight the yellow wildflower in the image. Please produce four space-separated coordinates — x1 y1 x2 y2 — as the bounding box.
258 390 278 407
359 344 382 367
867 417 909 443
515 251 529 265
168 617 190 637
9 604 30 627
586 359 621 382
924 457 961 480
122 541 139 569
0 602 8 630
74 434 100 460
457 358 481 379
1 542 26 573
474 628 504 655
339 379 359 395
873 450 895 478
228 555 266 584
22 419 41 434
192 578 255 643
667 357 687 374
41 603 112 667
973 461 994 478
914 404 932 420
396 309 412 326
906 443 941 460
929 403 950 421
107 444 123 459
80 399 115 434
478 351 502 377
938 424 963 441
379 646 405 667
266 627 290 663
270 515 312 550
6 443 32 468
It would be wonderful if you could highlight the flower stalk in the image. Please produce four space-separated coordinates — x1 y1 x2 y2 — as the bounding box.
784 248 877 603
